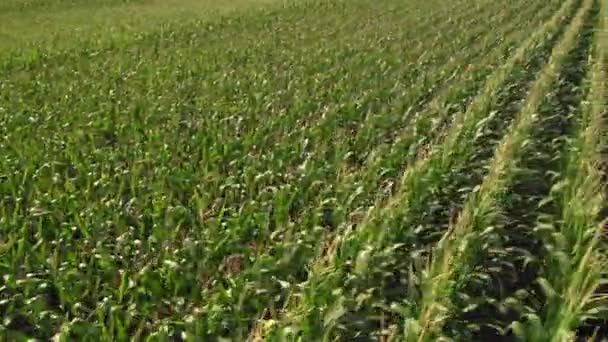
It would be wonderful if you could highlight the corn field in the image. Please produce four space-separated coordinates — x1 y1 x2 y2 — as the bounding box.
0 0 607 340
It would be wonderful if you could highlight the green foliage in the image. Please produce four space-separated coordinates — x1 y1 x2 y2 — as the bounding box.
0 0 606 340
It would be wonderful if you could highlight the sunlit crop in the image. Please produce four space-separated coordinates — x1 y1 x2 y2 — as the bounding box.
0 0 606 340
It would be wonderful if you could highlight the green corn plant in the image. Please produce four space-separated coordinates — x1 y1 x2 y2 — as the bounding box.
405 0 596 340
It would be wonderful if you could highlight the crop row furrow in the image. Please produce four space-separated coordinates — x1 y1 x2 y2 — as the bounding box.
257 0 582 339
172 0 531 277
453 3 603 339
129 2 553 339
456 7 602 341
3 0 603 340
534 1 607 339
203 0 544 258
0 0 507 339
403 0 596 340
313 0 582 338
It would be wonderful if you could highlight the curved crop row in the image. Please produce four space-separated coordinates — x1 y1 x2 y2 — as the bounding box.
0 0 519 340
509 0 606 339
175 2 563 340
430 1 602 339
401 0 596 340
133 0 560 339
1 0 603 340
261 0 582 340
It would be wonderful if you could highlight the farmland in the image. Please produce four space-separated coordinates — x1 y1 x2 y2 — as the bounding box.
0 0 607 340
